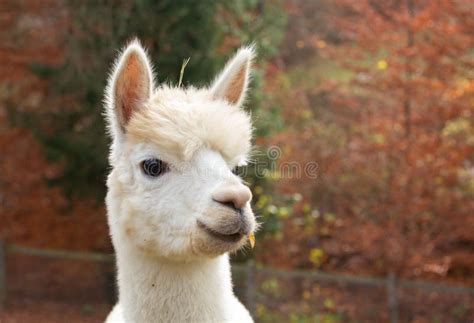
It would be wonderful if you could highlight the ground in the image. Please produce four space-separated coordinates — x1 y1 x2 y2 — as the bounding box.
1 299 110 323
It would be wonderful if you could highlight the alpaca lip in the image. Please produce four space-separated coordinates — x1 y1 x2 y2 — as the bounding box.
197 220 244 243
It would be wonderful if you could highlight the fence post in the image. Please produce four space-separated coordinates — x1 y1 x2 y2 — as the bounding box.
387 272 398 323
0 240 6 310
246 260 256 316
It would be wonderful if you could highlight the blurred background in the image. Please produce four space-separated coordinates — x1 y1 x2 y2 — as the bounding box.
0 0 473 322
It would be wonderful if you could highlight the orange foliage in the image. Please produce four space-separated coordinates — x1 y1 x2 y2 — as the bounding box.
258 0 473 283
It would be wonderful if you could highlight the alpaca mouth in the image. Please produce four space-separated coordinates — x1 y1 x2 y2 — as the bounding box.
197 221 244 243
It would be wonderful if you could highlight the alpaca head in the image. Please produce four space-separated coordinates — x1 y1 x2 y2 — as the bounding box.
105 40 257 261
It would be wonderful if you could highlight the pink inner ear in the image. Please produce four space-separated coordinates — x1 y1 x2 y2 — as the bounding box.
115 53 149 127
224 66 246 105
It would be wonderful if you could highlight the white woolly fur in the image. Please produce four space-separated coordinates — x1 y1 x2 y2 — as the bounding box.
104 39 256 323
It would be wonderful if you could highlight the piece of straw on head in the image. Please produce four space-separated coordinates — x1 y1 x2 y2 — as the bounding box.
178 57 190 87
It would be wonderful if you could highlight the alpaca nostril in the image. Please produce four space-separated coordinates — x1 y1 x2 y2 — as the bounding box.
214 200 239 212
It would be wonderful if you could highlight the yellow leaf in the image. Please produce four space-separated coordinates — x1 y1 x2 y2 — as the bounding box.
302 203 311 213
303 290 311 300
377 59 388 70
324 298 335 309
278 207 290 218
248 233 256 248
256 304 266 317
372 133 385 144
301 110 313 120
309 248 324 264
316 40 326 49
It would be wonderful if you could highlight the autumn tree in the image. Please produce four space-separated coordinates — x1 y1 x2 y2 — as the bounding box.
257 0 474 281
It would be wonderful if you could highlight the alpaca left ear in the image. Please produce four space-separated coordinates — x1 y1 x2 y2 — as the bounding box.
106 39 154 138
211 46 254 107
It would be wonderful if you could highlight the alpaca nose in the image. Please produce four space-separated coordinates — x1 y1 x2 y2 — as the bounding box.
212 182 252 210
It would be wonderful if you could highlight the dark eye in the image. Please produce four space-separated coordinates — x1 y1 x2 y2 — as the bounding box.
141 159 169 177
232 166 243 176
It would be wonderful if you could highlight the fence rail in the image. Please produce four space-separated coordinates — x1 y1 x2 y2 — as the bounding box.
1 241 473 321
6 244 114 262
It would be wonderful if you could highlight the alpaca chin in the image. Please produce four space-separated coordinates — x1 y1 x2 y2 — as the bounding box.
193 204 256 257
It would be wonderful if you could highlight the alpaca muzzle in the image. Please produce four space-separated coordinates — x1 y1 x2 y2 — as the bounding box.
197 220 245 243
197 206 252 241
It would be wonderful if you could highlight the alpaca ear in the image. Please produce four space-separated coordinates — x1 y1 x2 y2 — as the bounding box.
211 46 254 107
106 39 154 135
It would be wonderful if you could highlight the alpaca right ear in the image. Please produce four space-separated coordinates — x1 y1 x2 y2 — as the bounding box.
106 39 154 138
211 46 254 108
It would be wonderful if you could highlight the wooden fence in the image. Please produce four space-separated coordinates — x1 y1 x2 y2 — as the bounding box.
1 241 473 322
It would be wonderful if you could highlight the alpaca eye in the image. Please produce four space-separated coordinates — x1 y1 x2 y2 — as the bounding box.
232 166 243 176
141 159 169 177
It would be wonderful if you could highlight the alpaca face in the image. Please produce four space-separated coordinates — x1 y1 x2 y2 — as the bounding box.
105 40 256 260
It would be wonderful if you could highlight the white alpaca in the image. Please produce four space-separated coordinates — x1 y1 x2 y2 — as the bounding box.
103 39 256 323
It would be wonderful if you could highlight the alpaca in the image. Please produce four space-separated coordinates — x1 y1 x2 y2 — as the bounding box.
103 39 257 323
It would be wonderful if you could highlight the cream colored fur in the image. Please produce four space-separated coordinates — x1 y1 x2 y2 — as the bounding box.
103 39 256 322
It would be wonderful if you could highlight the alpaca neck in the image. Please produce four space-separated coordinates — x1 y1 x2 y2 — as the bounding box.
116 245 234 322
